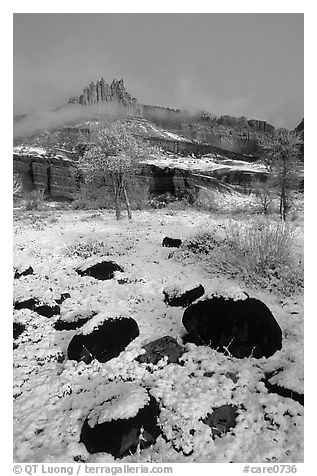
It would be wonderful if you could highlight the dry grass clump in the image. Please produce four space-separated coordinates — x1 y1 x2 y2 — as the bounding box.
64 240 109 259
182 217 303 295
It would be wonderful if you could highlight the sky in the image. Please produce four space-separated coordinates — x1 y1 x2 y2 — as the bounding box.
13 13 304 129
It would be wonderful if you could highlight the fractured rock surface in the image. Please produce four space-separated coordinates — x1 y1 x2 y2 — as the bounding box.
182 296 282 358
137 336 185 365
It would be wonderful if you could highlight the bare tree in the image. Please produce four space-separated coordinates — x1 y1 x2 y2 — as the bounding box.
254 177 276 215
78 121 154 220
257 129 302 220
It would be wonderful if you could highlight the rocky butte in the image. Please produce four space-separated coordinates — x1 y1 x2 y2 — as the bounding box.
68 78 141 116
13 78 303 200
67 78 275 155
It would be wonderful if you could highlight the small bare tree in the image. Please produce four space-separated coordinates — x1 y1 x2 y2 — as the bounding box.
254 177 276 215
78 121 154 220
257 129 302 220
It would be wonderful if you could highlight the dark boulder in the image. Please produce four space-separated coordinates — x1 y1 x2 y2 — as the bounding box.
182 296 282 358
14 298 38 311
67 317 139 364
262 371 304 406
162 237 182 248
14 298 61 317
36 304 61 318
13 322 26 340
80 384 160 458
54 310 97 331
137 336 185 365
202 405 239 437
76 260 124 280
55 293 71 304
163 284 205 307
14 265 34 279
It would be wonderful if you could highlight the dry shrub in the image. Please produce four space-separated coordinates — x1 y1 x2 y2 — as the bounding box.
226 219 294 273
183 217 303 295
24 190 45 211
64 240 108 259
71 179 150 211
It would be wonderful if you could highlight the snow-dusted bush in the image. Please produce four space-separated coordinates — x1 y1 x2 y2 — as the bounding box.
182 218 303 295
223 219 303 294
183 230 220 255
70 185 115 210
71 181 150 211
64 240 108 259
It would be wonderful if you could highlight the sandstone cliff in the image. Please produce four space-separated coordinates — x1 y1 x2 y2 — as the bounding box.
66 78 275 156
141 104 275 155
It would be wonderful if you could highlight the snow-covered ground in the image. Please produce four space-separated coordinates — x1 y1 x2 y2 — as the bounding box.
13 145 47 156
142 154 268 174
13 208 303 463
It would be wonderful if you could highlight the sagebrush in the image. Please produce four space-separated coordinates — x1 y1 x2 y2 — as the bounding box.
64 240 108 259
182 218 303 295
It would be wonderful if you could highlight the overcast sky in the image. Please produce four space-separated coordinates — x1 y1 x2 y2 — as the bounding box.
13 13 303 129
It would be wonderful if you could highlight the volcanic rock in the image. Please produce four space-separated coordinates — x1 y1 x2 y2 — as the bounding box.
262 371 304 406
80 383 160 457
163 284 205 307
14 298 61 317
14 265 34 279
35 304 61 318
54 309 97 331
14 298 38 311
137 336 185 365
67 317 139 364
162 237 182 248
202 405 239 437
55 293 71 304
76 259 124 280
182 296 282 358
13 322 26 340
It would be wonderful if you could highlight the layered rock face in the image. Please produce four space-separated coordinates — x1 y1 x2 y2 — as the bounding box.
13 153 78 199
66 78 275 155
142 104 275 155
68 78 141 116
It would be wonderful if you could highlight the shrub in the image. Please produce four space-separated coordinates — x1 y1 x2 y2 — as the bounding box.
227 219 293 270
225 219 303 293
24 190 45 211
253 178 276 215
70 180 150 211
181 218 303 295
64 240 108 259
70 185 115 210
183 231 219 255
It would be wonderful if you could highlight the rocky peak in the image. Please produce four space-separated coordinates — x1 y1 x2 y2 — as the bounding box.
68 78 140 115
